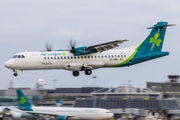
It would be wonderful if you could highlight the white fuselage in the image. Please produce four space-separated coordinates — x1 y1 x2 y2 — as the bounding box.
31 106 114 119
4 48 134 71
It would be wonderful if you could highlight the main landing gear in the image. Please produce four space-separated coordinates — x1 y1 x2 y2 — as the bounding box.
85 69 92 75
72 69 92 77
13 73 18 77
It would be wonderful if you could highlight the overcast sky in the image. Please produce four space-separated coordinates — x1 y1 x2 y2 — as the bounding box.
1 0 180 89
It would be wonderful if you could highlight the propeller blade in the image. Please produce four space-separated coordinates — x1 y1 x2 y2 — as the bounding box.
69 39 76 55
46 42 53 51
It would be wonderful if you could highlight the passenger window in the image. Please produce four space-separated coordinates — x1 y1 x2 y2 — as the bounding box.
78 56 80 59
84 56 86 59
95 56 97 58
102 56 103 58
18 55 21 58
105 55 107 58
115 55 116 57
81 56 83 59
57 57 59 59
48 57 49 59
121 55 123 57
88 56 90 58
61 57 63 59
22 55 25 58
108 55 110 58
44 57 46 60
54 57 56 59
91 56 93 58
74 56 76 59
51 57 53 59
98 56 100 58
71 56 73 59
64 57 66 59
124 55 126 57
67 56 69 59
118 55 120 58
111 55 113 58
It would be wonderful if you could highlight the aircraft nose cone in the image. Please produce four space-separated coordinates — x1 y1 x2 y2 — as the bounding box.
110 113 114 118
4 60 12 68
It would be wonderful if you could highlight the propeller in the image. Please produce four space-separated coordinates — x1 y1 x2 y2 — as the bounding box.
69 39 76 55
46 42 52 51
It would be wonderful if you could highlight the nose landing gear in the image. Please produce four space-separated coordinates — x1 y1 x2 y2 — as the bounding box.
72 71 79 77
13 73 18 77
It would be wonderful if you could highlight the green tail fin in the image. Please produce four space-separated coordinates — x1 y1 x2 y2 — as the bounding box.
16 89 31 107
138 22 168 52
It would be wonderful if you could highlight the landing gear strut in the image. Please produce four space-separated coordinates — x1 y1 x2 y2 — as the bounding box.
85 69 92 75
13 73 18 77
73 71 79 77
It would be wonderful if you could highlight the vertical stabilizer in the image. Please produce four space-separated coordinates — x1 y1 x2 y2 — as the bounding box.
138 22 169 52
16 89 32 107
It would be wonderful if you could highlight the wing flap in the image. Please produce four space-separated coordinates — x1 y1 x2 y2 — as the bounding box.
88 39 128 52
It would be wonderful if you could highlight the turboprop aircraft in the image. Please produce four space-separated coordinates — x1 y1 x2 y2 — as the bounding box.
4 22 174 77
16 89 114 120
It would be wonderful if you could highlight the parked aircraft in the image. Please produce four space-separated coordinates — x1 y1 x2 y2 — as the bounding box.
5 22 173 76
16 89 114 120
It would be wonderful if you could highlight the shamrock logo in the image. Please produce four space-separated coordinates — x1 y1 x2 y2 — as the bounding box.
20 96 26 105
149 33 162 47
62 52 66 55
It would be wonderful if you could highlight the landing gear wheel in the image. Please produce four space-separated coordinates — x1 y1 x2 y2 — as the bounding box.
85 69 92 75
13 73 18 77
73 71 79 77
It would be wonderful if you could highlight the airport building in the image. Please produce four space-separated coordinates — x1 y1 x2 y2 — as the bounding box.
0 88 42 106
147 75 180 99
74 85 180 119
1 78 180 119
38 87 102 106
0 87 102 107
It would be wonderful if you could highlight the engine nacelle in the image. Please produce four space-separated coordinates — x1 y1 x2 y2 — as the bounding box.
65 62 83 71
75 46 96 56
58 116 69 120
11 112 22 118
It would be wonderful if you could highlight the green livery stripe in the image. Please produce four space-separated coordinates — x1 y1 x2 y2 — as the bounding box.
110 39 145 67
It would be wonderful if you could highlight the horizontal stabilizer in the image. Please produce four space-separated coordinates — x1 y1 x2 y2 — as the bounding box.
147 24 175 29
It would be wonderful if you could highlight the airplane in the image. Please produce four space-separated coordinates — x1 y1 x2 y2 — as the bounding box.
4 21 174 77
16 89 114 120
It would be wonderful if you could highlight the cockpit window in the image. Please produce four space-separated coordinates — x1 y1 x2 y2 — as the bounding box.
12 55 18 58
12 55 25 59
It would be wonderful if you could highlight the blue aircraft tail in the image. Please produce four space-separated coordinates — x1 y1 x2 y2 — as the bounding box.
16 89 32 107
56 100 63 107
138 22 169 52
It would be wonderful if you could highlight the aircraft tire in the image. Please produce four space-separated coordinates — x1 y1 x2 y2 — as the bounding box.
73 71 79 76
13 73 18 77
85 69 92 75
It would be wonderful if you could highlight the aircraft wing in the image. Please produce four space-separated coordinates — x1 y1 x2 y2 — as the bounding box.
23 111 74 118
88 39 128 52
